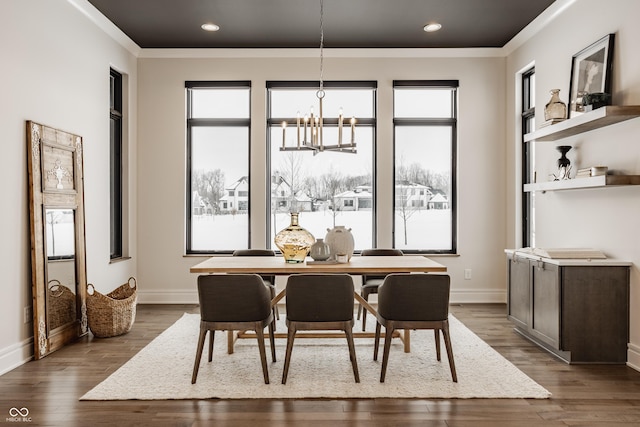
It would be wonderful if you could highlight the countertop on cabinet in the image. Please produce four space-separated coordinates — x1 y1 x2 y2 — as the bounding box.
505 249 632 267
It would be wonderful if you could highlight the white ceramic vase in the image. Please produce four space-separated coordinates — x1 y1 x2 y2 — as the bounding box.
324 226 355 261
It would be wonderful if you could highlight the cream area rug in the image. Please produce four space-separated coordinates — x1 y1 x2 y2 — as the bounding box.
80 313 551 400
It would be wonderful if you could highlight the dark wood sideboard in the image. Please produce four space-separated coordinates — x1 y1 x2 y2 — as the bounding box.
506 249 630 364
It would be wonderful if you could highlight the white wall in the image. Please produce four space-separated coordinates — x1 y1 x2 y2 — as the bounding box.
135 52 508 305
505 0 640 368
0 0 137 374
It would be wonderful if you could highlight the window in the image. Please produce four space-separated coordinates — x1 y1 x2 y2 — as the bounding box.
267 82 376 250
109 69 123 259
521 68 536 247
393 81 458 253
186 81 251 253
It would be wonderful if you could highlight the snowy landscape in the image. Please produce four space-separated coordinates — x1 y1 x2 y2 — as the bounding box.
191 209 451 252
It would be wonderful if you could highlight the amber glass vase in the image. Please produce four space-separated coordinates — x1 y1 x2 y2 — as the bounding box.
274 212 315 263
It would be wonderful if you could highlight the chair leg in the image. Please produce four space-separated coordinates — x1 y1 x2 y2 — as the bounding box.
361 290 370 331
442 320 458 382
255 324 270 384
373 321 382 361
434 329 441 362
345 326 360 383
208 329 215 362
380 325 394 382
191 326 207 384
282 324 297 384
268 317 276 362
269 286 279 328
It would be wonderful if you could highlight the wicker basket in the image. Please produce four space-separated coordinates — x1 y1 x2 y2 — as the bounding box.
47 279 76 330
87 277 137 338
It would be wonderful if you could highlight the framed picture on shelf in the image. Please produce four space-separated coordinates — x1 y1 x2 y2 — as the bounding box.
568 33 615 118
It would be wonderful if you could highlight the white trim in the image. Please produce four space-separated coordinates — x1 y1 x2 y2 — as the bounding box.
138 47 503 59
66 0 141 56
450 289 506 304
503 0 578 56
0 338 34 376
137 290 199 305
627 343 640 373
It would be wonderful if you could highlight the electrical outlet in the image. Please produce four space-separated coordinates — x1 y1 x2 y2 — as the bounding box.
464 268 472 280
24 306 32 324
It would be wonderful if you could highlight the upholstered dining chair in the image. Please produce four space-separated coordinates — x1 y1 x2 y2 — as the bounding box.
232 249 280 322
191 274 276 385
282 274 360 384
373 273 457 383
357 248 404 331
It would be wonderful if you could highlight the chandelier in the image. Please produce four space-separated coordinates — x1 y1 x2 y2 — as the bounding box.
280 0 357 154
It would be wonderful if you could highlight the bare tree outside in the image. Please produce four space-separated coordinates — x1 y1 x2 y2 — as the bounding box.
321 166 346 227
192 168 226 215
277 152 306 213
395 159 421 245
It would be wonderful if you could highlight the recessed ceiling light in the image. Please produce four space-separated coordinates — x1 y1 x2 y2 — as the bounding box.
201 23 220 32
423 23 442 33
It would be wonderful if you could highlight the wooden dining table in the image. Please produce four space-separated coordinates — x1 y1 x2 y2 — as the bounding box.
190 255 447 353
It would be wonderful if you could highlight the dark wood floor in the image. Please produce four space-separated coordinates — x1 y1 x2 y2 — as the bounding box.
3 303 640 426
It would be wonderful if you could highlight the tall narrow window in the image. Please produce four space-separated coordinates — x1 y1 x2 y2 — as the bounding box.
186 81 251 253
393 81 458 253
267 82 376 251
109 69 123 259
521 68 536 247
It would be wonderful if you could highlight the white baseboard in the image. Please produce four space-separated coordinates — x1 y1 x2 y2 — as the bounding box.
137 289 199 304
137 288 506 305
450 289 506 304
0 338 33 376
627 343 640 372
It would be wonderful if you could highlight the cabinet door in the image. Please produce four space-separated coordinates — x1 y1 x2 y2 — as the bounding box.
507 255 530 329
531 261 560 348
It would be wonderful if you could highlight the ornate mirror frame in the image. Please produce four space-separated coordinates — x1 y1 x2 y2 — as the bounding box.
27 121 88 359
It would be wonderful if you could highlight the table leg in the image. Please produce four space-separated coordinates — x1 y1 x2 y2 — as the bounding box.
403 329 411 353
227 330 235 354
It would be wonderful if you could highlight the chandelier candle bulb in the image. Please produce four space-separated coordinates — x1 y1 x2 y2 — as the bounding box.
281 121 287 148
338 108 343 146
296 112 301 145
350 117 356 144
303 115 308 146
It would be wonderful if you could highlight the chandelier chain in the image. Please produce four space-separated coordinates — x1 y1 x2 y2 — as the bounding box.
318 0 324 94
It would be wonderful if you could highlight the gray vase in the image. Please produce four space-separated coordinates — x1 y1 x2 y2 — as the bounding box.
309 238 331 261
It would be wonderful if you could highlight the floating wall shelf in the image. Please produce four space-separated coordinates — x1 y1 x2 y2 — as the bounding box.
525 175 640 192
524 105 640 143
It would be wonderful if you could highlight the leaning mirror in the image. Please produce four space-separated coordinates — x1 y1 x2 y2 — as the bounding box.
27 121 88 359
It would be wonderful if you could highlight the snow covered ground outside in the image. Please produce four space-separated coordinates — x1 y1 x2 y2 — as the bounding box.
191 209 451 251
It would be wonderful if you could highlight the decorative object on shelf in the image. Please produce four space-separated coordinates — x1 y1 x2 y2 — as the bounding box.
576 166 608 178
325 225 355 261
581 92 611 112
544 89 567 122
274 212 315 263
309 238 331 261
279 0 356 155
568 33 615 118
553 145 572 181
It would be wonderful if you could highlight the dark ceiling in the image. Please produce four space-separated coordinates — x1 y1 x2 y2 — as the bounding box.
87 0 556 49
